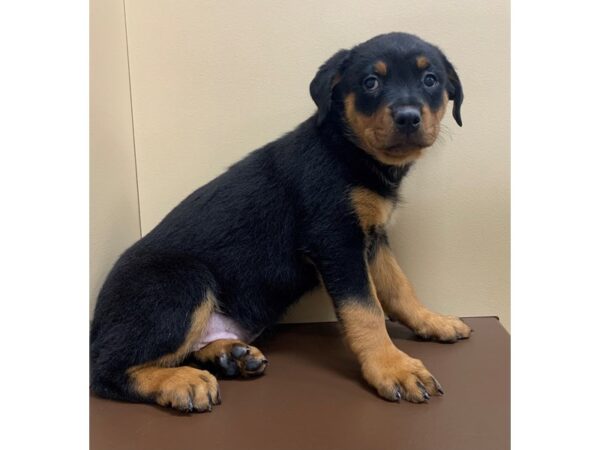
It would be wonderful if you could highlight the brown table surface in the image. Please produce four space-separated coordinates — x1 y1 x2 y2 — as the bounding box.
90 317 509 450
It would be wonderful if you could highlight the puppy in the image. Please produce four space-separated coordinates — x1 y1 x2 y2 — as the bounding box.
90 32 470 412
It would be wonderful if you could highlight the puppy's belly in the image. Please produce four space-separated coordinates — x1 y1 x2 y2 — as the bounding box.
191 312 260 351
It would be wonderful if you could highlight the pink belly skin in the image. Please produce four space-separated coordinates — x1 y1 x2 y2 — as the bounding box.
191 312 257 351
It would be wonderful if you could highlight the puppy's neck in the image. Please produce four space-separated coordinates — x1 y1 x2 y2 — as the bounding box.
315 114 412 198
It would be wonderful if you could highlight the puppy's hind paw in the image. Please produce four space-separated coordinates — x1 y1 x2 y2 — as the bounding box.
193 339 268 378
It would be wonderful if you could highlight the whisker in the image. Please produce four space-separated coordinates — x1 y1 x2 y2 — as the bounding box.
438 124 454 143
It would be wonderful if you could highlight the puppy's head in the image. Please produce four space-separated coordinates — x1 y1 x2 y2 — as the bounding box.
310 33 463 166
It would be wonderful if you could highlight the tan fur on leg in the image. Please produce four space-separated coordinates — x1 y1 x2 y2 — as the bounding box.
338 300 441 402
369 245 471 342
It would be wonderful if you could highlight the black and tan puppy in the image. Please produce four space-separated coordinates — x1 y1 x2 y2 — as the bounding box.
90 32 470 412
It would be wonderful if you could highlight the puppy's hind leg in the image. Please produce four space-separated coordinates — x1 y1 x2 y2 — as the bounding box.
127 365 221 413
90 255 223 412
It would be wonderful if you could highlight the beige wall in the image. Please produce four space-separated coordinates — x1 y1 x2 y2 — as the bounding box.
90 0 141 316
91 0 510 329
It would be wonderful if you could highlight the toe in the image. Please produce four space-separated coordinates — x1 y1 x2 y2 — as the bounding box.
239 345 268 377
454 319 472 339
199 371 221 405
416 372 438 395
191 388 212 412
416 381 431 400
400 379 428 403
241 356 268 376
377 383 403 402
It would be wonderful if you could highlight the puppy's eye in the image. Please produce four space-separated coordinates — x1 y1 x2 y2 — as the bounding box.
423 73 437 87
363 75 380 92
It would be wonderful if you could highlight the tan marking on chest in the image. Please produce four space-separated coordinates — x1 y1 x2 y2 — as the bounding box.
350 187 394 232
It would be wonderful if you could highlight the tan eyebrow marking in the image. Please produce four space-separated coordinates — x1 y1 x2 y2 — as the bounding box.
374 60 387 76
416 56 430 69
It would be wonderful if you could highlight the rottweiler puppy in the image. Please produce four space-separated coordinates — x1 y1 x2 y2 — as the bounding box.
90 32 470 412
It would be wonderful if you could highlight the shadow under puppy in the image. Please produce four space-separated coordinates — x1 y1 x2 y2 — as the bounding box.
90 32 470 412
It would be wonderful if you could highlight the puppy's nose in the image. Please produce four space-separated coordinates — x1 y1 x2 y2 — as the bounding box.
393 107 421 134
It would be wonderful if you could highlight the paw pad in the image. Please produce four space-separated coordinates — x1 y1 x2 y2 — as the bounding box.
217 344 268 378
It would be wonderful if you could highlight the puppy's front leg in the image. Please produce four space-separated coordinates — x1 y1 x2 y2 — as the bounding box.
317 252 442 402
369 239 472 342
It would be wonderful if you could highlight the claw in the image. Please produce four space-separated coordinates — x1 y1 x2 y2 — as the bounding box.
432 377 444 395
416 381 430 400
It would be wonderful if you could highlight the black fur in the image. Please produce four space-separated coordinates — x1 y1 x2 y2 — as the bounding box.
310 49 351 126
90 32 463 402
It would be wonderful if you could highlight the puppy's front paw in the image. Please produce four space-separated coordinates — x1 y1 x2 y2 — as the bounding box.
413 314 472 343
362 350 443 403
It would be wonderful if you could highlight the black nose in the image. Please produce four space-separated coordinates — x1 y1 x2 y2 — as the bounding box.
393 107 421 134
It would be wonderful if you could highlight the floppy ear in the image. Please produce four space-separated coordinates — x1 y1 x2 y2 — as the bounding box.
310 49 350 126
441 55 464 127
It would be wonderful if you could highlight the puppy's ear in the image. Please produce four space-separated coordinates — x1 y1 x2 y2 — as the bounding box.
440 54 464 127
310 49 350 126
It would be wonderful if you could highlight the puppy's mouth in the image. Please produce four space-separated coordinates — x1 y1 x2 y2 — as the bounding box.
383 136 427 154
